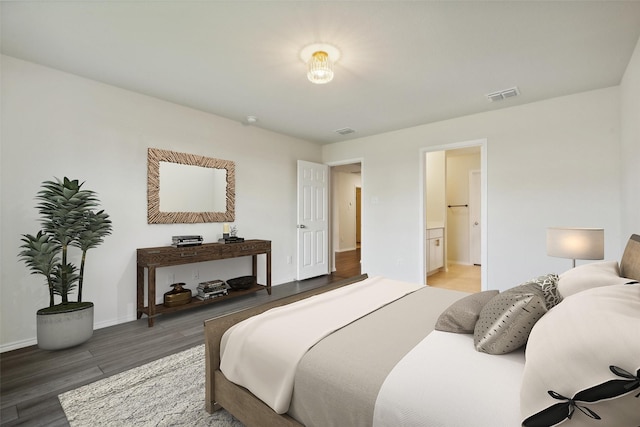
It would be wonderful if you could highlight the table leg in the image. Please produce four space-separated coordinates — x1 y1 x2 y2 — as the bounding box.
136 265 144 319
148 266 156 327
266 251 272 295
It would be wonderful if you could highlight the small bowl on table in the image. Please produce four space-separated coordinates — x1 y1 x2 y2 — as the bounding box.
226 275 256 290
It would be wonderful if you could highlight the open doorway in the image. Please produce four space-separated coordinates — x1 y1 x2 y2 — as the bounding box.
331 163 362 278
423 143 486 293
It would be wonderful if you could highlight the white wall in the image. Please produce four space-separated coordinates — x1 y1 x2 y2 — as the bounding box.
0 56 321 351
620 36 640 244
323 87 623 289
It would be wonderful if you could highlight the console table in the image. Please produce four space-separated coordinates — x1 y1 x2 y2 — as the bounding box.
137 239 271 326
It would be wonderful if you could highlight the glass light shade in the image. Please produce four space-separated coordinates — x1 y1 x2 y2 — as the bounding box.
307 51 334 84
546 227 604 261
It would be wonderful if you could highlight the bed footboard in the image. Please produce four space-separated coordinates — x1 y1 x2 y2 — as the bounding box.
204 274 368 425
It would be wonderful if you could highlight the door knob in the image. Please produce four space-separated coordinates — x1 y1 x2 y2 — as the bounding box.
474 222 479 226
297 224 306 228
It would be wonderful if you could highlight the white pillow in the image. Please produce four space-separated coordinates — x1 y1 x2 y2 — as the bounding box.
520 284 640 427
557 261 633 298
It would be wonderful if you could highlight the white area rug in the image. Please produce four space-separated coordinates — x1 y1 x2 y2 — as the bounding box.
59 344 245 426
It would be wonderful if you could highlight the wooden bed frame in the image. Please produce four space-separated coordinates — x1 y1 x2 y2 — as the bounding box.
204 274 369 427
203 234 640 427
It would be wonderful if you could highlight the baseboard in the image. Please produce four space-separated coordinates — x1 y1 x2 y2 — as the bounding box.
1 337 37 353
1 314 139 353
94 314 138 331
335 247 357 253
448 261 475 266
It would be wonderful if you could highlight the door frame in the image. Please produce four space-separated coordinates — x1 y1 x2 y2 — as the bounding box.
420 139 487 290
327 158 365 273
469 169 481 266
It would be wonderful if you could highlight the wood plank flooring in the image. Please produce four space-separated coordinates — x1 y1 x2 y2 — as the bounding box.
334 248 361 278
1 255 359 427
427 263 481 293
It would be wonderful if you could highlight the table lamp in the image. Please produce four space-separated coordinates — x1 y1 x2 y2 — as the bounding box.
546 227 604 268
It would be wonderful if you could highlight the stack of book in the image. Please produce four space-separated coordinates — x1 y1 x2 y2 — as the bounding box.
196 279 230 300
172 235 203 247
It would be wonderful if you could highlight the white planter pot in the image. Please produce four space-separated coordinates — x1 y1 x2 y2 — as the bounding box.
36 304 94 350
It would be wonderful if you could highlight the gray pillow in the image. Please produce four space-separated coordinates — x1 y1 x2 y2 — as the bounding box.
473 274 559 355
435 290 499 333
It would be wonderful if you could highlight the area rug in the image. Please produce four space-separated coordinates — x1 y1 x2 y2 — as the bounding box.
59 344 245 426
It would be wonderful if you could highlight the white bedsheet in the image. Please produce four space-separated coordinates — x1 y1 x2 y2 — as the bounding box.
373 331 525 427
220 276 423 414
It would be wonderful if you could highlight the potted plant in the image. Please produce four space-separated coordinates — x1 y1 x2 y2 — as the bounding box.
19 177 112 350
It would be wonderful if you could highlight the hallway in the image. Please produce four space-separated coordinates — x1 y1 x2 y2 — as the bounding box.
334 248 361 278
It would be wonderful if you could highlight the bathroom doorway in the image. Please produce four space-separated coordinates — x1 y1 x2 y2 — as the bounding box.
423 142 486 292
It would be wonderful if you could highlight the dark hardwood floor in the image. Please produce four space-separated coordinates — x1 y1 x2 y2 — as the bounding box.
0 250 361 427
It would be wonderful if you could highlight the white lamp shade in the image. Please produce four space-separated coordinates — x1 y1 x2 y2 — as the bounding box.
546 227 604 260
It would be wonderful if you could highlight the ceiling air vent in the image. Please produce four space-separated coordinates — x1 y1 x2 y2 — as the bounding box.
335 127 356 135
486 86 520 102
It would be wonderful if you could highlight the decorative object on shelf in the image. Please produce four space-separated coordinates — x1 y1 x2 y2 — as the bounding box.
197 280 230 300
163 283 192 307
223 223 230 239
220 236 245 243
171 235 203 247
219 224 245 243
227 275 257 290
546 227 604 268
18 177 113 350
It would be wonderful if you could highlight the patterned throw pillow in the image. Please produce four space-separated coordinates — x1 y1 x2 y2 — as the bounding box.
473 274 560 355
530 273 562 308
435 290 499 334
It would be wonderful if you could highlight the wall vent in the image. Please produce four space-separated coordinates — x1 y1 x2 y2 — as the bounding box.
335 127 356 135
486 86 520 102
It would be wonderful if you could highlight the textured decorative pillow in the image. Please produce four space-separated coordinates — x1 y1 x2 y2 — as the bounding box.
557 261 633 298
435 290 499 333
529 273 562 308
521 284 640 427
473 274 559 355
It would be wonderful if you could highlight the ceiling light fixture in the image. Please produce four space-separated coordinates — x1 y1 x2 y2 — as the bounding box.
307 51 333 84
300 43 341 85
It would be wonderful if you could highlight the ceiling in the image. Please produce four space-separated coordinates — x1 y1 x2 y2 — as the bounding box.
2 1 640 145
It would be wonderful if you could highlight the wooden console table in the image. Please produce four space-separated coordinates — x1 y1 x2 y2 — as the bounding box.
137 239 271 326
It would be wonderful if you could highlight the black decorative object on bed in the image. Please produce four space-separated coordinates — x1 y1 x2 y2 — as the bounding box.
522 365 640 427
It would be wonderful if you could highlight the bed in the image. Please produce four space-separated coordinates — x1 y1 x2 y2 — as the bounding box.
204 234 640 427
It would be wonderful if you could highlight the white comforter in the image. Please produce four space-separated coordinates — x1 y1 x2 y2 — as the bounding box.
373 331 525 427
220 276 423 414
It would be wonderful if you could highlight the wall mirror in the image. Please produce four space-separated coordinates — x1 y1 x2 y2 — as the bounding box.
147 148 235 223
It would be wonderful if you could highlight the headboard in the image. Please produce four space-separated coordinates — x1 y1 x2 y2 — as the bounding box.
620 234 640 281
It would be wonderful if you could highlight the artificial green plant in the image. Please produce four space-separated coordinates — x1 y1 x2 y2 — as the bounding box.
19 177 112 313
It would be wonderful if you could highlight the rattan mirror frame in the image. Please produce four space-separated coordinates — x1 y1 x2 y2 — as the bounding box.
147 148 235 224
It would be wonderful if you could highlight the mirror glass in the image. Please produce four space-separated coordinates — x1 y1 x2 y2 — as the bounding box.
159 162 227 212
147 148 235 224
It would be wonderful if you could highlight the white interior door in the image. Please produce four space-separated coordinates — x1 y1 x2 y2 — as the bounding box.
297 160 329 280
469 170 481 265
